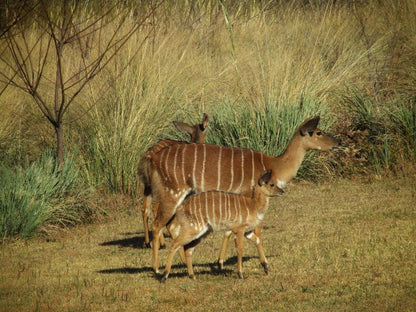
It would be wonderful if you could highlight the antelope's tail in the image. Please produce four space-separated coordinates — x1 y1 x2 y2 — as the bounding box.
137 154 152 196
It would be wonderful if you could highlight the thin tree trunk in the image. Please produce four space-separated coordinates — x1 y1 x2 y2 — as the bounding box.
55 123 64 167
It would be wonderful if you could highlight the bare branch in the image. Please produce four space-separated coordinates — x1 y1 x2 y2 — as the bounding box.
62 1 166 117
33 33 53 92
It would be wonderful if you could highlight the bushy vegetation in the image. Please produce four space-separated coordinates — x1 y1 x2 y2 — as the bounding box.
0 0 415 238
0 151 91 239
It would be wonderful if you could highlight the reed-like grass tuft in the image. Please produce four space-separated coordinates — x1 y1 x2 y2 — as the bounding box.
0 151 91 239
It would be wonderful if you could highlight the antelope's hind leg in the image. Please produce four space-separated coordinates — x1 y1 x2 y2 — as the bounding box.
152 202 177 274
152 202 166 248
161 244 181 283
218 230 233 270
141 195 152 248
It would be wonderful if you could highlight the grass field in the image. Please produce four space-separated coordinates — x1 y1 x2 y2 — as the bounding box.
1 177 415 312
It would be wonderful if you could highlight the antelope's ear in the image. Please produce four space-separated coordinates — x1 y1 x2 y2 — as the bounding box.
300 116 320 136
201 113 209 130
258 170 272 186
173 121 194 135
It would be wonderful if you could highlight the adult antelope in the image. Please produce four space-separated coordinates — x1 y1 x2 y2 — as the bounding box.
143 116 339 274
161 170 284 282
138 113 209 248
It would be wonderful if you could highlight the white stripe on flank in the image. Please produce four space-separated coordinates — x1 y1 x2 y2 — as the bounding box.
217 146 222 190
165 147 171 182
174 190 190 212
159 148 167 181
244 197 250 223
237 196 242 223
193 197 198 226
260 153 266 171
195 195 200 228
251 149 255 188
199 195 204 228
237 149 244 193
182 144 187 185
192 144 198 189
228 149 234 192
173 146 179 186
201 144 206 191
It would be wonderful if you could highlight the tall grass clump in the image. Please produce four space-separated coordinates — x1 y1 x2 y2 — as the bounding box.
390 96 416 161
343 91 416 175
76 29 207 195
208 96 334 179
0 151 91 239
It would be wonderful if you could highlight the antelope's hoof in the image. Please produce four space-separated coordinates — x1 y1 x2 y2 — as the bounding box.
217 260 224 270
261 262 269 274
238 272 244 279
160 275 168 283
143 242 151 249
188 274 195 280
159 244 166 250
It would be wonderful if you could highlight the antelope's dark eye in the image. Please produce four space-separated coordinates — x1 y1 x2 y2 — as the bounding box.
316 131 322 136
270 184 274 187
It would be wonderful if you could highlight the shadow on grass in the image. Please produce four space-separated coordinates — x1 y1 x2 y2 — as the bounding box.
100 235 143 249
97 256 254 280
100 231 171 249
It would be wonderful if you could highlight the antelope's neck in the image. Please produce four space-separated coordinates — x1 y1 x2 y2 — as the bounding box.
272 137 307 185
252 192 269 215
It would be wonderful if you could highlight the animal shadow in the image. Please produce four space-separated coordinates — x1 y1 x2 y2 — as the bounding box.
99 232 149 249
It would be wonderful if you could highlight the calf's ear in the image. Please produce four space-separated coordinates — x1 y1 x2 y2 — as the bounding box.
258 170 272 186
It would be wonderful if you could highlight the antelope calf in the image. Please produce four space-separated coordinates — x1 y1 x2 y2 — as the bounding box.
145 116 339 274
161 170 284 282
138 113 209 248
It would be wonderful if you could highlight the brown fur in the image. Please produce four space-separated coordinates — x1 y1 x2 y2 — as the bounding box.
149 116 339 274
161 170 284 282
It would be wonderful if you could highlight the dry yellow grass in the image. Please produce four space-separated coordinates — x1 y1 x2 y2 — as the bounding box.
1 177 415 311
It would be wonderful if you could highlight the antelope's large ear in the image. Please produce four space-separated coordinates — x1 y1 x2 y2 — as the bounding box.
300 116 320 136
258 170 272 186
201 113 209 130
173 121 194 135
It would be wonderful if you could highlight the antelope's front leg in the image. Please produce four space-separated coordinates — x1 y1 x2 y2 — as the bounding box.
235 230 245 279
245 225 268 274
